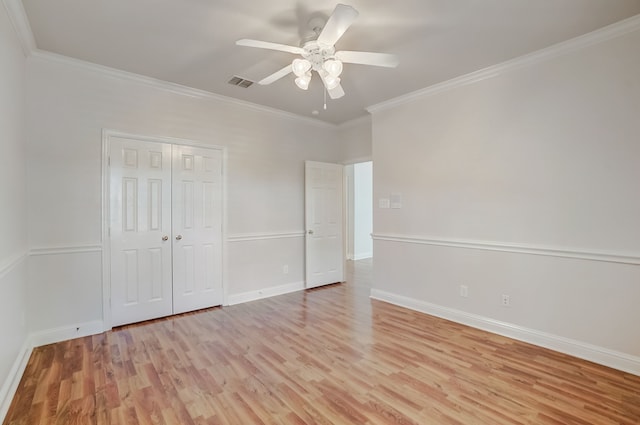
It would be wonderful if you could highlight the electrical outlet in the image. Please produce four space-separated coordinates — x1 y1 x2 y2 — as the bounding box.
459 285 468 298
283 264 289 275
501 294 511 307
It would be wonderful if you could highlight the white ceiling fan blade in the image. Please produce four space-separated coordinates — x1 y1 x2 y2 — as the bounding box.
258 65 293 85
317 4 359 46
335 51 399 68
319 70 345 99
327 83 345 100
236 39 304 55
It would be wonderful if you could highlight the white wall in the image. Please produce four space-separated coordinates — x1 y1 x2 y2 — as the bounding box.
353 161 373 260
24 52 346 333
338 115 372 163
0 2 29 417
370 25 640 373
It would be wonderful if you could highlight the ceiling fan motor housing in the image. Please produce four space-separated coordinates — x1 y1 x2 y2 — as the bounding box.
299 16 326 45
302 41 336 71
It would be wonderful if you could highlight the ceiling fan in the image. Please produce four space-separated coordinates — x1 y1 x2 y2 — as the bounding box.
236 4 399 100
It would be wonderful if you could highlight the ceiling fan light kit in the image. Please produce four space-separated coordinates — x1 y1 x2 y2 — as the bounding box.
323 59 343 77
322 73 341 90
295 73 311 90
236 3 398 102
292 58 312 77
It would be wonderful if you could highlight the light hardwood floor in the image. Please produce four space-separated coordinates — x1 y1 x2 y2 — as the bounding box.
4 258 640 424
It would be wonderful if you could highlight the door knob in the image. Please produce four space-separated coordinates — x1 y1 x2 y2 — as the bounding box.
162 235 169 241
308 230 314 235
176 235 183 240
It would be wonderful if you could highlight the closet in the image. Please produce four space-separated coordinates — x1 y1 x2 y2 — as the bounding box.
108 135 223 326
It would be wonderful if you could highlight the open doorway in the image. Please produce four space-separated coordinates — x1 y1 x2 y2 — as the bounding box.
345 161 372 261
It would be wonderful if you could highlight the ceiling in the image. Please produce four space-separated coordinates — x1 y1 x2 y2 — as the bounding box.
20 0 640 125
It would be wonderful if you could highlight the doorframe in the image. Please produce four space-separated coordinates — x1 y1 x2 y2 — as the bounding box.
342 156 372 265
101 129 228 331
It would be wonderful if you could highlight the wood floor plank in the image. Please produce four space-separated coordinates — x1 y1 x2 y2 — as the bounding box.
4 258 640 424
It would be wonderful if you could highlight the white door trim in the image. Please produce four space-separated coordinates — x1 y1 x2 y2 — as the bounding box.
101 129 228 330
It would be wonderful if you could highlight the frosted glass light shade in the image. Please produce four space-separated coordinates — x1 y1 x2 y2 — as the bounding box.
295 73 311 90
323 60 343 77
292 59 312 77
324 74 340 90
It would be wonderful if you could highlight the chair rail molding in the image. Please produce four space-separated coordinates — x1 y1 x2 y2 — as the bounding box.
28 244 103 256
227 232 305 242
0 251 27 280
372 233 640 265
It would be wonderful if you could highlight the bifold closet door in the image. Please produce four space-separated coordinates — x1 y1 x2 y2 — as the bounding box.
109 138 173 326
110 137 223 327
172 145 223 314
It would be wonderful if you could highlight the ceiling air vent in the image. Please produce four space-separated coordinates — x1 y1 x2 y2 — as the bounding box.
228 76 254 88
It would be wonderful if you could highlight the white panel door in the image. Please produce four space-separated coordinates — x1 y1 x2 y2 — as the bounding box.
110 138 173 326
305 161 344 288
172 145 223 314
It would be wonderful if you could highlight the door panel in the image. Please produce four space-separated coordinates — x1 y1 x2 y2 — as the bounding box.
110 138 173 326
305 161 344 288
172 145 223 313
110 136 224 326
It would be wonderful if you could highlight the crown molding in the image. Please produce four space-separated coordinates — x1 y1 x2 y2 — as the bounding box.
3 0 335 129
337 114 372 130
29 50 336 129
367 13 640 115
2 0 36 56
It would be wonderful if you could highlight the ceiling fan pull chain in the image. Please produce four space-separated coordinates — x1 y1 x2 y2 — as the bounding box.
324 88 327 110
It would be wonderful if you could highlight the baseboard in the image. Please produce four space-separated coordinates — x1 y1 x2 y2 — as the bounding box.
0 319 105 422
370 289 640 376
29 320 104 348
353 252 373 261
227 281 305 305
0 339 32 423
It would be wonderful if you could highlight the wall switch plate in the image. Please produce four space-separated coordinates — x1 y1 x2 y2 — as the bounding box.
379 198 390 209
460 285 468 298
390 193 402 209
